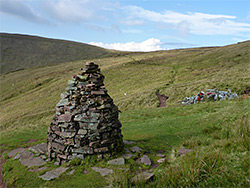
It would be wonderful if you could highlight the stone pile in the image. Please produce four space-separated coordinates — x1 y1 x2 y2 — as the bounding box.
47 62 123 164
181 88 238 105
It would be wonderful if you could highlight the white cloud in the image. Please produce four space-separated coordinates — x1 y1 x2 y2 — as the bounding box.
42 0 117 23
125 6 250 36
89 38 164 52
0 0 49 24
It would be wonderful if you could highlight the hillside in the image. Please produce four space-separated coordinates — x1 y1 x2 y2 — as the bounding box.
0 40 249 187
0 33 122 74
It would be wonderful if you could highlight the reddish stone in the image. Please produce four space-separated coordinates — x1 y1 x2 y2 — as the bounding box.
58 114 72 123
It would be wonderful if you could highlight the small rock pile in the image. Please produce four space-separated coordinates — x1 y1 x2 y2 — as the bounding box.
48 62 123 164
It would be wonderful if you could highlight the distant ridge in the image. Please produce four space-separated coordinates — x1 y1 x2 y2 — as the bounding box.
0 33 119 74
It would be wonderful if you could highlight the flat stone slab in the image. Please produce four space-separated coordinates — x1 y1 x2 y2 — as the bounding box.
157 158 166 163
39 167 68 181
20 156 46 167
136 155 151 166
108 157 125 165
29 143 47 154
122 153 135 159
91 167 113 176
123 140 136 145
156 154 165 158
177 148 193 157
67 169 75 175
8 148 25 158
29 166 48 172
131 171 154 183
130 146 142 153
14 150 33 160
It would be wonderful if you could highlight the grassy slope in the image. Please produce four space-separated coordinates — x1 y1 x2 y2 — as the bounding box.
0 41 249 187
0 33 126 74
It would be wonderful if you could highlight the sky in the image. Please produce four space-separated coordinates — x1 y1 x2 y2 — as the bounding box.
0 0 250 51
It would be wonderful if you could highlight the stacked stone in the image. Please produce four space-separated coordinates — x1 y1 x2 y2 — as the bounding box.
47 62 123 164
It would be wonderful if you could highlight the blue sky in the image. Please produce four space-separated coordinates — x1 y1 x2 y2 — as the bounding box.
0 0 250 51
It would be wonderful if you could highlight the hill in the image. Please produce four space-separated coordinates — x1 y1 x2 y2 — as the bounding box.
0 40 249 187
0 33 122 74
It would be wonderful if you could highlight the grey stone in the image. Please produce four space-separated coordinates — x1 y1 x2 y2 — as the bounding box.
123 140 135 145
56 98 69 107
14 150 33 160
156 154 165 158
136 155 151 166
29 166 48 172
39 167 68 180
29 143 47 154
121 153 135 159
124 148 130 153
131 171 154 183
157 158 166 163
20 156 46 167
91 167 113 176
177 148 193 157
130 146 142 153
8 148 25 158
67 169 75 175
108 157 125 165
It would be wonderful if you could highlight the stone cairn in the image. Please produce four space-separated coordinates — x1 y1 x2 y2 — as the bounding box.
48 62 123 164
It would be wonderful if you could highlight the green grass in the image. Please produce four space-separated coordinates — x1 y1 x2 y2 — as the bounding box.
0 41 250 187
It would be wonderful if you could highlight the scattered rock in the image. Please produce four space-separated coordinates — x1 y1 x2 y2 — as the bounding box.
91 167 113 176
108 157 125 165
82 169 89 174
124 148 130 153
123 140 135 145
130 146 142 153
136 155 151 166
7 148 25 158
156 154 165 158
121 153 135 159
118 167 130 171
157 158 166 163
156 92 169 108
29 143 47 154
177 148 193 157
150 164 159 169
39 167 68 181
20 156 46 167
14 150 33 160
67 169 75 175
29 167 48 172
131 171 154 183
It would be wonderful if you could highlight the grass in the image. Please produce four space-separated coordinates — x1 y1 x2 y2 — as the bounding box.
0 41 250 187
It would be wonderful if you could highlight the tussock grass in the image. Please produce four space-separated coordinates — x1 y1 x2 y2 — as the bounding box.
0 41 250 187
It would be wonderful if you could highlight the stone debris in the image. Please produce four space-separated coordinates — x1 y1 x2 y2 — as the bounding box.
176 148 193 157
39 167 68 181
14 150 33 160
121 153 135 159
67 169 75 175
47 62 123 164
7 148 25 158
124 148 130 153
29 143 47 155
130 146 143 153
108 157 125 165
91 167 113 176
82 169 89 174
136 155 151 166
123 140 136 145
29 166 48 172
20 156 46 167
157 158 166 163
131 171 154 183
181 88 238 105
156 154 165 158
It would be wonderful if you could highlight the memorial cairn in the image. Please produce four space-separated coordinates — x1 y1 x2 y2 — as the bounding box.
48 62 123 164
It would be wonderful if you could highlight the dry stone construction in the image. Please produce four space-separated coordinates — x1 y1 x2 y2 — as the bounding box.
47 62 123 164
